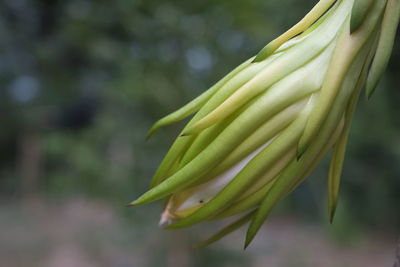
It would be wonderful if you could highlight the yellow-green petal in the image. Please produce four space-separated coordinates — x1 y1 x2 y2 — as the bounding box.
253 0 337 62
147 57 254 138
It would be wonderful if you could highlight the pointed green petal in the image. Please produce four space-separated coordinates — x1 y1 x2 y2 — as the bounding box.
147 57 253 138
297 22 351 158
328 128 348 223
210 183 272 221
329 27 380 222
253 0 337 62
366 0 400 99
150 136 195 188
193 211 255 248
147 88 217 139
328 113 356 222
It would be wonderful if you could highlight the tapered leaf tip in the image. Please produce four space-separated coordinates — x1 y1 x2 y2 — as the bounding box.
146 132 154 140
253 45 275 62
244 231 256 250
243 239 252 250
147 120 164 139
128 200 140 206
128 194 150 206
329 205 337 224
192 243 203 249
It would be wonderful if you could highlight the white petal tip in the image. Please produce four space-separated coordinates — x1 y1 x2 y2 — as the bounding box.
159 210 176 228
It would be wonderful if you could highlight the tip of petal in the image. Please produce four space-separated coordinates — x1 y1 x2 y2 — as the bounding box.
146 132 154 140
244 234 254 250
253 44 275 62
127 201 139 207
159 210 177 228
146 123 161 139
128 197 145 206
191 243 202 249
329 205 337 224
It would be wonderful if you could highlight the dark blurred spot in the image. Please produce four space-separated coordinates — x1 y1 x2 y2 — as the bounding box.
47 96 100 131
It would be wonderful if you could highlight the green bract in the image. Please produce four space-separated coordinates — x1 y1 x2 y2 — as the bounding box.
131 0 400 248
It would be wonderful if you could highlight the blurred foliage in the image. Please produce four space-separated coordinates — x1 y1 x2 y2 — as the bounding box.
0 0 399 239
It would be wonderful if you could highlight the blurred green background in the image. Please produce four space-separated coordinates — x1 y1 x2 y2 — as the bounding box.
0 0 399 266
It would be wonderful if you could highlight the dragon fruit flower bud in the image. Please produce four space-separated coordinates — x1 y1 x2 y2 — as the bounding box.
131 0 400 248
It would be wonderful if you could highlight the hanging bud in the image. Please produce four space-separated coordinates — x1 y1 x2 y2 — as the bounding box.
130 0 399 248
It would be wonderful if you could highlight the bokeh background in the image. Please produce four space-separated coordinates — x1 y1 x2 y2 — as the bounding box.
1 0 399 266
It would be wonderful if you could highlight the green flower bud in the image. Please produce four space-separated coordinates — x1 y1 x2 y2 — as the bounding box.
131 0 400 248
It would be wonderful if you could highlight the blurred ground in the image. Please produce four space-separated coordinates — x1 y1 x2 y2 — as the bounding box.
0 196 397 267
